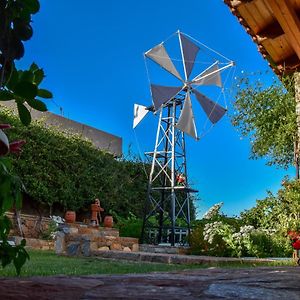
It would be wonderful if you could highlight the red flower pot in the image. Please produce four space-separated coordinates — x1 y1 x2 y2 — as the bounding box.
64 211 76 223
104 216 113 228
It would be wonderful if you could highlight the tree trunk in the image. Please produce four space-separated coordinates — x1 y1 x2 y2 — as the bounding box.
294 72 300 179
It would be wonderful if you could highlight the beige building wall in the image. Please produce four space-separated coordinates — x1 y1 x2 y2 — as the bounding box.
1 101 122 157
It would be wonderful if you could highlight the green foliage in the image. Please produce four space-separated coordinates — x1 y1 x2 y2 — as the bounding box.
0 0 52 275
231 74 296 168
2 63 51 125
247 231 291 258
0 1 52 125
0 157 29 275
189 201 293 258
0 109 149 218
241 178 300 234
115 212 143 238
40 220 57 240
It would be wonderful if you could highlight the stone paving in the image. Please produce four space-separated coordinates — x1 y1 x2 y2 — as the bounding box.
1 266 300 299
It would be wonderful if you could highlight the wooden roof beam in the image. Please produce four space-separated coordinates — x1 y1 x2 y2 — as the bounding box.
256 20 284 41
256 9 300 41
276 53 300 72
224 0 253 8
265 0 300 61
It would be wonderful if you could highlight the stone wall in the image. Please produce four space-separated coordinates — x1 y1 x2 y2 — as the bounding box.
6 212 51 239
10 236 54 250
55 223 139 256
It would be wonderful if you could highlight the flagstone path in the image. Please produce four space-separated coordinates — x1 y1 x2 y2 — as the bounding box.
0 266 299 299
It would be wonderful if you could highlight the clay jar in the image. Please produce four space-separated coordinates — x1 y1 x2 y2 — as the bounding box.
103 216 113 228
64 211 76 223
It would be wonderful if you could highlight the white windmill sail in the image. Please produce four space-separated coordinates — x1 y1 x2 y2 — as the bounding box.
193 89 227 124
192 61 222 87
176 92 198 140
133 104 149 129
145 44 182 81
178 32 200 80
150 84 182 111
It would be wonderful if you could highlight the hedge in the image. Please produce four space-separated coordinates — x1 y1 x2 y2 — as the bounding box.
0 108 148 217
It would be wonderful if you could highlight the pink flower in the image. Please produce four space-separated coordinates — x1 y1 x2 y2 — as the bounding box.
9 140 26 154
0 124 11 130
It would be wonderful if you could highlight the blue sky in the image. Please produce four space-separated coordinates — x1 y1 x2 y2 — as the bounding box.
17 0 293 217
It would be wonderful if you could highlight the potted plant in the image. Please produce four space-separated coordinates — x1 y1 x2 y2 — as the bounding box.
64 210 76 223
104 211 114 228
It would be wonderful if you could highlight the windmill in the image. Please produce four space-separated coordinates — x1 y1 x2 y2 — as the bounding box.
133 31 234 246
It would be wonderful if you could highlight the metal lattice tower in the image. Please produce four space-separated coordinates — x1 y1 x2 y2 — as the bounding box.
141 95 197 246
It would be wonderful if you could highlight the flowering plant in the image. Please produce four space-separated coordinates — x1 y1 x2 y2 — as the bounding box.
288 231 300 250
199 203 279 257
44 215 65 240
202 202 223 220
0 123 28 275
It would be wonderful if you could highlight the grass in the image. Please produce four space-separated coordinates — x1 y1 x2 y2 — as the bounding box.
0 250 296 277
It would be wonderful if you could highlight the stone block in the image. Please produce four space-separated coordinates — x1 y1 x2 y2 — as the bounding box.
123 247 131 252
66 242 80 256
69 227 79 234
98 246 110 251
78 227 98 235
61 225 78 235
131 243 139 252
26 238 41 249
9 236 23 245
55 232 66 254
98 228 119 237
110 243 122 251
90 242 98 251
97 237 110 247
81 239 91 257
119 237 139 247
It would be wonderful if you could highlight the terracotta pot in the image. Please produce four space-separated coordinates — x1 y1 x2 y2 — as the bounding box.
64 211 76 223
104 216 113 228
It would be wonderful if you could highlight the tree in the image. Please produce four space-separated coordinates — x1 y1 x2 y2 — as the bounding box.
231 74 296 169
0 0 52 275
241 178 300 234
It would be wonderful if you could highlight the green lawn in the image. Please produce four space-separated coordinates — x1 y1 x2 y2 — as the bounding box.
0 250 296 277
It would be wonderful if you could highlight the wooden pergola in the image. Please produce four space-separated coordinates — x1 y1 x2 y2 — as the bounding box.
224 0 300 75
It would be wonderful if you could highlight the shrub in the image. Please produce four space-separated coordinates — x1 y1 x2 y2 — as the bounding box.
189 202 293 258
0 109 149 218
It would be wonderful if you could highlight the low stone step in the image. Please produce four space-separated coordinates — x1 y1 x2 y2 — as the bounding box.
91 250 281 265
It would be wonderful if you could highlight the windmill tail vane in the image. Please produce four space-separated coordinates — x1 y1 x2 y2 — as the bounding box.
133 30 234 139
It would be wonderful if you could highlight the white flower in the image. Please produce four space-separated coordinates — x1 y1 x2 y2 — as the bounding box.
50 215 65 225
202 202 223 220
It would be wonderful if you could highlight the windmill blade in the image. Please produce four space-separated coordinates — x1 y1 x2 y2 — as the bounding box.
150 84 182 111
133 104 149 129
145 44 183 81
178 32 200 80
192 61 222 87
193 89 227 124
175 91 198 140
